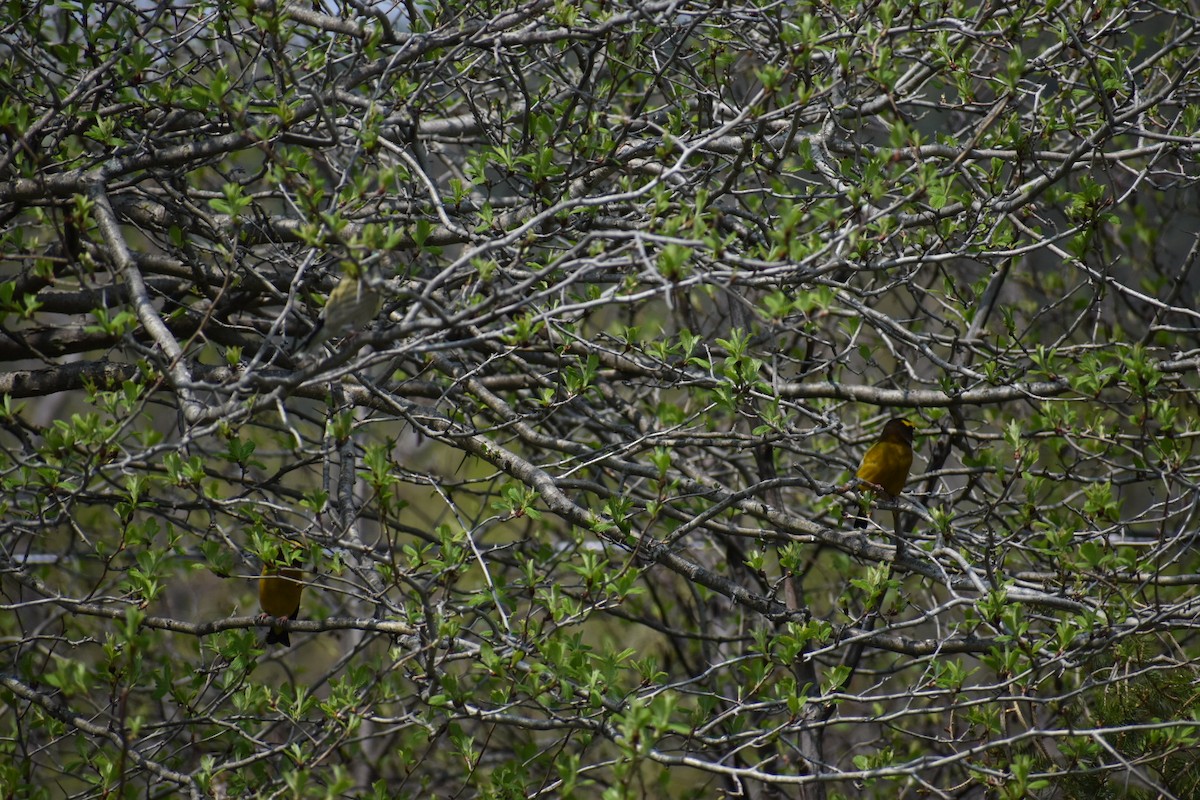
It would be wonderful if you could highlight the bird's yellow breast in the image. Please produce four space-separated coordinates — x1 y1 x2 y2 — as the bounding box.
259 566 303 618
855 440 913 497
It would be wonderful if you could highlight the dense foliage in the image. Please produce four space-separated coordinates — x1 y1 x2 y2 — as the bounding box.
4 1 1200 797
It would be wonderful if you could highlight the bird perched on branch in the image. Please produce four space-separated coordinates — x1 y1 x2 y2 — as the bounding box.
259 558 304 647
853 418 916 529
296 264 383 356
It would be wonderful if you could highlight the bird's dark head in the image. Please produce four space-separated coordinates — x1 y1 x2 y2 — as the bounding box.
881 418 916 444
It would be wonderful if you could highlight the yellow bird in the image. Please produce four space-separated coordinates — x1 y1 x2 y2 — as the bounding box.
296 269 382 356
259 561 304 646
853 418 916 529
